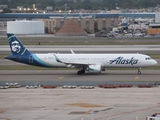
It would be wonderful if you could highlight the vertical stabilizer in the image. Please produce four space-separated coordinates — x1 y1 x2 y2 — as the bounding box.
7 33 30 55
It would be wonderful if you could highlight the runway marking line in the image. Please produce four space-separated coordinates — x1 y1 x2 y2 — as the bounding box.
135 76 140 80
37 70 42 73
59 76 65 80
85 110 92 114
67 103 105 108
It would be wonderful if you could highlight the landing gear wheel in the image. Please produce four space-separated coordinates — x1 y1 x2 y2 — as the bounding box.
77 71 82 75
81 70 85 74
77 69 85 75
138 71 141 75
138 68 141 75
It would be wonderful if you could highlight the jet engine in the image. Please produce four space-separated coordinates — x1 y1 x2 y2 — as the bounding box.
87 64 101 73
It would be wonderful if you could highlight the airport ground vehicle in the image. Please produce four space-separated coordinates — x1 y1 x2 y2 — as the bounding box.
146 113 160 120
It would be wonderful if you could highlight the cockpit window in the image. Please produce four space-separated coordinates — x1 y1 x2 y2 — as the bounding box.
145 57 151 60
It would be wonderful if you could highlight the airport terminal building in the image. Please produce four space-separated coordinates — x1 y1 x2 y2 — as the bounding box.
0 13 155 35
42 17 118 34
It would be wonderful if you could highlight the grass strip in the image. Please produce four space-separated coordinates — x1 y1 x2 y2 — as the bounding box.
1 36 160 45
0 65 71 70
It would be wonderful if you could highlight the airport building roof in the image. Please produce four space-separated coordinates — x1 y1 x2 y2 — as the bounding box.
55 20 87 36
0 13 155 19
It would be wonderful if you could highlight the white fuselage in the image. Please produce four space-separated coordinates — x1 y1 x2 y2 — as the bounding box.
33 53 157 68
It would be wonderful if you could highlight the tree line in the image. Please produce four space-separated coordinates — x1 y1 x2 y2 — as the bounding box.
0 0 160 10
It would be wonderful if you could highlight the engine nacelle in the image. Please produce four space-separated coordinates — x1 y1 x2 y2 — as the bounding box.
66 64 75 68
87 65 101 73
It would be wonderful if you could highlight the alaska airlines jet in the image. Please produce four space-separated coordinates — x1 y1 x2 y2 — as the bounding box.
5 33 157 75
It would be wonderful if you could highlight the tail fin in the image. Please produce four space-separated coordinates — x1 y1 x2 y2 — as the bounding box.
7 33 30 55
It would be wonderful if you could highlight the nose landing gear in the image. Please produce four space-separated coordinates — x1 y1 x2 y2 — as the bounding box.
138 68 141 75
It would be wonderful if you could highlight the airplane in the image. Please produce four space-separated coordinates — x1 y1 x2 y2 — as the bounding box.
5 33 157 75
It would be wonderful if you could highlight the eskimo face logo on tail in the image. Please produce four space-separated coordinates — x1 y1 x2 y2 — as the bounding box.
11 41 21 53
110 57 138 65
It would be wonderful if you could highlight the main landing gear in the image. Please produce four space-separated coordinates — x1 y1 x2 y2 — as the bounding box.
77 69 85 75
138 68 141 75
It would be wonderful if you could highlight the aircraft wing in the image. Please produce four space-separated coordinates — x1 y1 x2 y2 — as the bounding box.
54 54 96 68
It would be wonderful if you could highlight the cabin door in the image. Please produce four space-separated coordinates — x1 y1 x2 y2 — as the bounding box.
29 55 33 63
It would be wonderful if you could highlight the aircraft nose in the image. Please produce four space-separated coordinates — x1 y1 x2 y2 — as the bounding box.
152 60 157 66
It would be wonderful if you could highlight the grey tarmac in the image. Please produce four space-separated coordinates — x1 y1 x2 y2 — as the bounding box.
0 87 160 120
0 70 160 86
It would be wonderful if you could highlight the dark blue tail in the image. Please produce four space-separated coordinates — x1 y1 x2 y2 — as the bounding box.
7 33 30 55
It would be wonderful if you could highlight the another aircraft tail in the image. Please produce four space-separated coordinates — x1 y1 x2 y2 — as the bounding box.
7 33 30 55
